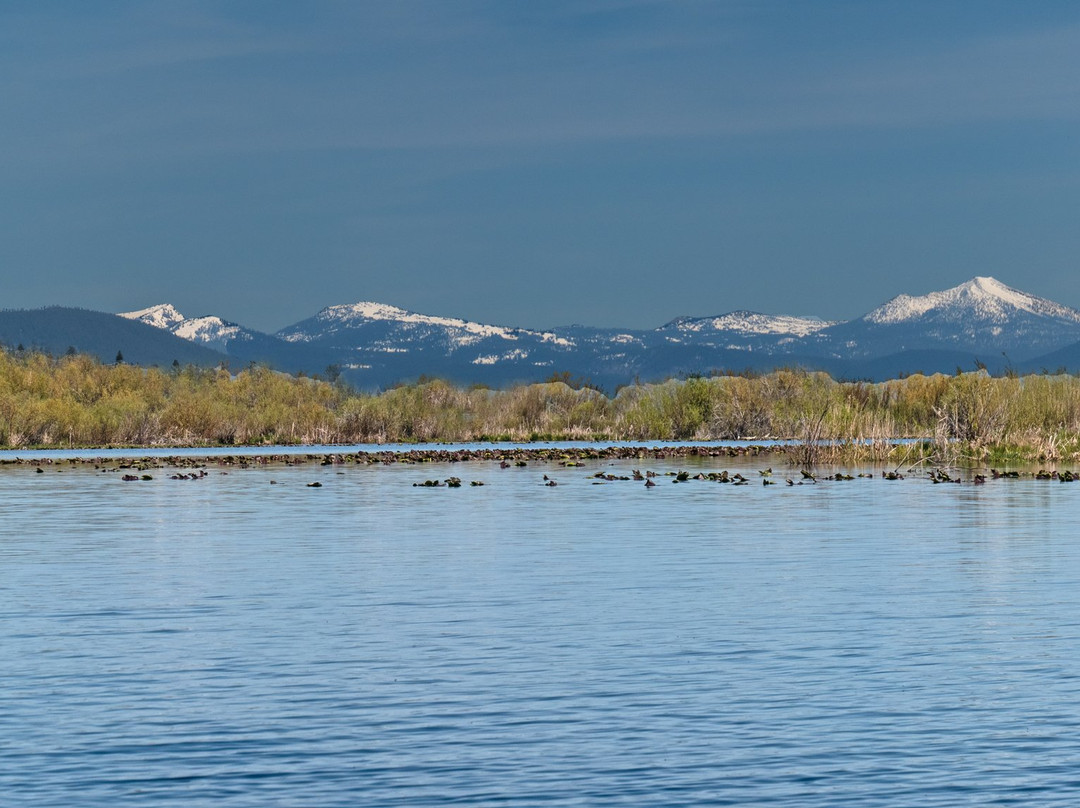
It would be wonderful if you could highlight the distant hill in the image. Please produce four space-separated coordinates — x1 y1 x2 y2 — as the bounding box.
1018 341 1080 376
119 304 341 376
7 276 1080 387
807 276 1080 361
0 307 230 367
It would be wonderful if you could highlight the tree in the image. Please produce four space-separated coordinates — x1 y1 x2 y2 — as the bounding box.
115 350 124 364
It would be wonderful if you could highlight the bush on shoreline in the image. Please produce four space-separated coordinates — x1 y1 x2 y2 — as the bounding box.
2 349 1080 463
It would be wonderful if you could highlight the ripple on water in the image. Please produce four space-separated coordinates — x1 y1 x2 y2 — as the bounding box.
3 457 1080 805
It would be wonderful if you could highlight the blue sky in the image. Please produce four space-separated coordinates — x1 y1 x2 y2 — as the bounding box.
2 1 1078 332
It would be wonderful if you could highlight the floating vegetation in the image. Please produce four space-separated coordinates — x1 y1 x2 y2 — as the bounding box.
11 444 1079 497
9 445 1077 495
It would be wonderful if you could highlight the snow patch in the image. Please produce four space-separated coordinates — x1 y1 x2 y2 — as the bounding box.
119 303 186 330
472 349 529 365
665 310 834 337
285 301 578 351
119 305 247 349
174 316 243 344
315 301 518 341
540 332 575 347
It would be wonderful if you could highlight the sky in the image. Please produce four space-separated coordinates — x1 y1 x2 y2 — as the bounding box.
2 1 1079 333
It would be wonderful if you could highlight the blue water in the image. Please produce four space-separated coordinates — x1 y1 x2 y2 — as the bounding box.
3 453 1080 805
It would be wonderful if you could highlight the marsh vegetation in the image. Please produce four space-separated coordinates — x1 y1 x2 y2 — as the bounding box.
1 349 1079 463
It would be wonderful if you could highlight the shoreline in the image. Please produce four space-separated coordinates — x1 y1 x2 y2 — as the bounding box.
1 438 1069 471
0 442 1061 472
2 443 801 468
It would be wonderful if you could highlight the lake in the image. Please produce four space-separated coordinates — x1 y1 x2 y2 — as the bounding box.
3 448 1080 806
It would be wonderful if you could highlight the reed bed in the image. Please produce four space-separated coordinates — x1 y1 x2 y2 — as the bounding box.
2 350 1080 463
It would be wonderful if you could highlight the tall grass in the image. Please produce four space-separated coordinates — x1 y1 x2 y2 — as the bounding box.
3 348 1080 461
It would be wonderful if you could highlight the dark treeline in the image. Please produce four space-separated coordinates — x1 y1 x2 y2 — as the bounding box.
1 349 1079 462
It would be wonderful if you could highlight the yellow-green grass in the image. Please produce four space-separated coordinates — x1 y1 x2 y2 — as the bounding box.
2 349 1080 464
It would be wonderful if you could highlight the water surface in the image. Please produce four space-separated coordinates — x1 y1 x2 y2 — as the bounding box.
3 453 1080 805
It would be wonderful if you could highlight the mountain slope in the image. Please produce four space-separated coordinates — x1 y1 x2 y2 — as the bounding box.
0 307 230 367
120 304 256 354
120 304 333 375
90 275 1080 386
278 302 576 350
810 277 1080 361
660 310 835 338
863 276 1080 326
276 302 584 387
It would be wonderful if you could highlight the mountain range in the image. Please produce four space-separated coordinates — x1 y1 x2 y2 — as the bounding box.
3 277 1080 389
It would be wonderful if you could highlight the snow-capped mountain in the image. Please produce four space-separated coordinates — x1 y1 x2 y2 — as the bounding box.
275 301 587 384
279 301 575 349
120 303 186 331
0 306 230 369
119 303 335 374
661 311 835 338
658 311 837 357
812 277 1080 361
120 304 253 354
108 277 1080 387
863 276 1080 327
172 317 248 353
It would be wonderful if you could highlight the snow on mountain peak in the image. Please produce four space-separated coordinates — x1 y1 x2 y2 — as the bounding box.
119 303 186 330
275 300 579 350
174 315 243 344
663 310 834 337
321 302 412 322
863 276 1080 325
118 305 246 350
311 301 518 341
